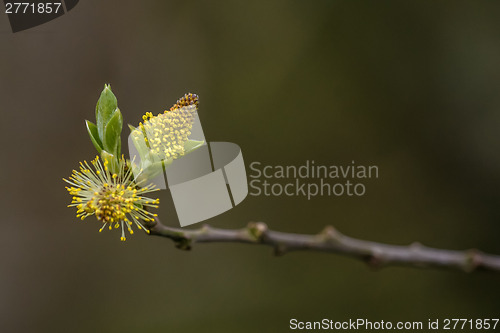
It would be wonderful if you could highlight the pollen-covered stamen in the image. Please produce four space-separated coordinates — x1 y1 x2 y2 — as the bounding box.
120 221 126 241
64 156 159 241
169 92 199 111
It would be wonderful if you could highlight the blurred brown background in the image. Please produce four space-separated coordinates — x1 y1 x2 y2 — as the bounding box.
1 1 500 332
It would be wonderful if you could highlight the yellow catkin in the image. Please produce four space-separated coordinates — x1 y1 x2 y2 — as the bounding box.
64 156 159 241
132 93 199 163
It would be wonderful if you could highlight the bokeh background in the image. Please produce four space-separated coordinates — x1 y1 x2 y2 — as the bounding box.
1 1 500 332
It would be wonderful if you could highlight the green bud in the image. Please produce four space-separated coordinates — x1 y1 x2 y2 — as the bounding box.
96 84 118 145
91 84 123 170
103 107 123 158
85 120 103 154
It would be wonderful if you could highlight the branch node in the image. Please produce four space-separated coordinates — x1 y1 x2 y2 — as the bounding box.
410 242 424 252
200 224 211 234
464 248 482 272
320 225 341 242
175 239 192 251
365 248 384 269
247 222 268 241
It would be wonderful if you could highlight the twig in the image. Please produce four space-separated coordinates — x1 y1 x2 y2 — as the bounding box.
146 218 500 273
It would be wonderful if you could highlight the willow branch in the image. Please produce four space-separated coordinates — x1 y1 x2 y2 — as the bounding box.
145 218 500 273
